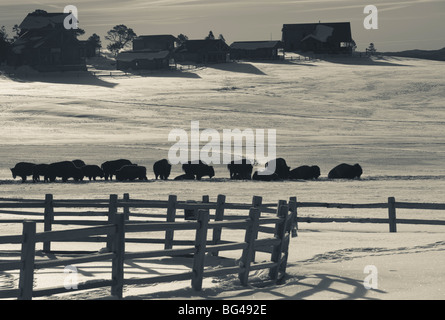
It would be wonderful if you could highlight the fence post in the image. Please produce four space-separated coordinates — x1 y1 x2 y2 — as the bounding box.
191 209 209 291
211 194 226 256
107 194 118 251
43 194 54 252
288 196 298 237
269 203 288 282
111 213 125 299
252 196 263 209
388 197 397 233
123 193 130 220
164 195 177 250
238 208 260 286
250 196 262 261
18 221 36 300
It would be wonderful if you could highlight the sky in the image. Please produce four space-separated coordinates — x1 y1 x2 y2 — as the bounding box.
0 0 444 52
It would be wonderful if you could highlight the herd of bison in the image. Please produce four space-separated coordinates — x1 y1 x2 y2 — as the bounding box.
9 158 363 183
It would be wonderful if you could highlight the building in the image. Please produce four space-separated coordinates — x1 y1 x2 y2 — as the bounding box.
116 50 172 71
115 34 178 71
174 39 230 64
79 40 99 58
9 11 86 71
282 22 354 54
132 35 177 51
230 41 284 60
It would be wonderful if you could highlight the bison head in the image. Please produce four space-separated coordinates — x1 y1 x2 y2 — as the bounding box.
354 164 363 178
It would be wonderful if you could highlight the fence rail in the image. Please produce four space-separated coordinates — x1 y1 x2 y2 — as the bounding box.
0 194 296 300
0 194 444 299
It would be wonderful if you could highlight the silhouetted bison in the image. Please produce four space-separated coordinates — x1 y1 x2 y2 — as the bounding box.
101 159 132 180
116 165 148 181
32 164 49 182
289 165 321 180
72 159 86 168
265 158 290 179
252 170 280 181
153 159 172 180
81 165 104 181
182 160 215 180
174 173 195 180
328 163 363 179
10 162 35 182
45 161 83 182
227 158 253 180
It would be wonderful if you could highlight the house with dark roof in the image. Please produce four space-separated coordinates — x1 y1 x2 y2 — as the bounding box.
230 41 284 60
116 50 172 71
282 22 354 54
115 34 178 71
132 35 177 52
9 11 86 71
174 39 230 64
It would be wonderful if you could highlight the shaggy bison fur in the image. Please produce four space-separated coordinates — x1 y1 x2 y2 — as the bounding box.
289 165 321 180
153 159 172 180
101 159 132 180
10 162 35 182
45 161 84 182
116 165 148 181
328 163 363 179
182 160 215 180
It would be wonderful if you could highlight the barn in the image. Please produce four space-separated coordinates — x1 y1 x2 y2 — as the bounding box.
282 22 354 54
174 39 230 64
229 41 284 60
9 11 86 71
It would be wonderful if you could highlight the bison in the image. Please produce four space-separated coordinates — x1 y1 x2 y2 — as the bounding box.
10 162 35 182
153 159 172 180
116 165 148 181
174 173 195 180
81 165 104 181
72 159 86 168
265 158 290 179
289 165 321 180
32 164 49 182
328 163 363 179
45 161 84 182
182 160 215 180
252 170 280 181
227 158 253 180
101 159 132 180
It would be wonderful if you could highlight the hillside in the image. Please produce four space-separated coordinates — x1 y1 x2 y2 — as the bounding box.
382 47 445 61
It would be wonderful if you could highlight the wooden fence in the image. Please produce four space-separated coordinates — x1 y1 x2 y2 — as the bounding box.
0 194 297 300
293 196 445 233
1 194 444 299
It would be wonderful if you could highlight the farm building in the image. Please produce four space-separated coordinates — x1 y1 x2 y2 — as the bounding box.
116 50 172 71
282 22 354 54
132 35 177 52
9 11 86 71
230 41 284 60
174 39 230 64
79 40 99 58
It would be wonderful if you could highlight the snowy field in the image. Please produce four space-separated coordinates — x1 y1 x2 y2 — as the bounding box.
0 55 444 300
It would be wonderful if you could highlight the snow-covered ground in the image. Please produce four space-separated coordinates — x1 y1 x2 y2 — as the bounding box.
0 55 444 300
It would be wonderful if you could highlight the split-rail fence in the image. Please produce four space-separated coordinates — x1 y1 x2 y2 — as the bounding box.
0 194 296 300
0 194 444 300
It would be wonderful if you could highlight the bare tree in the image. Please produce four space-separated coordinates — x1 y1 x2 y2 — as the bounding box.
105 25 137 56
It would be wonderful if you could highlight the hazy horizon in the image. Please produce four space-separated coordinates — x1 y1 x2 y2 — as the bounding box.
1 0 444 52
